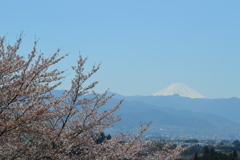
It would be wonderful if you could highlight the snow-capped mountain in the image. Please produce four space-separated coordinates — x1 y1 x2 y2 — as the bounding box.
153 83 205 98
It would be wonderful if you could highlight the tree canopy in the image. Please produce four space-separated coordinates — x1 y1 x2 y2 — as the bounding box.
0 35 186 159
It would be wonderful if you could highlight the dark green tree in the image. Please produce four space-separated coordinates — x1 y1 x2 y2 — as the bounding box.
233 150 238 158
203 146 209 156
95 132 111 144
233 140 240 147
193 152 199 160
210 147 215 157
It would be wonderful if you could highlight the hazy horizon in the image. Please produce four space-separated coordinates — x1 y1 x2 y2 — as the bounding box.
1 1 239 99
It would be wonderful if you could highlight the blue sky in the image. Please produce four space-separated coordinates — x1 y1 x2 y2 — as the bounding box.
1 1 239 99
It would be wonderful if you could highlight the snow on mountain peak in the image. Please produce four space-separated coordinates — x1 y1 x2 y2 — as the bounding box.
153 83 205 99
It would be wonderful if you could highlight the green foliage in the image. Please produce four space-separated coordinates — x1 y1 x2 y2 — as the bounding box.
193 152 199 160
180 144 239 160
233 150 238 158
185 139 199 143
233 140 240 147
197 147 237 160
181 145 202 156
209 147 215 157
95 132 111 144
203 146 209 156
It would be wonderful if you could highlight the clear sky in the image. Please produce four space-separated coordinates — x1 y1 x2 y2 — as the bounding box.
1 0 239 99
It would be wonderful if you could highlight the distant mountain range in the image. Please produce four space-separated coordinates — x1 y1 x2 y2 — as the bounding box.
108 94 240 139
51 88 240 140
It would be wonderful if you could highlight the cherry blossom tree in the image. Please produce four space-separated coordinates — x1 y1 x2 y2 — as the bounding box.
0 35 186 159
